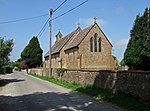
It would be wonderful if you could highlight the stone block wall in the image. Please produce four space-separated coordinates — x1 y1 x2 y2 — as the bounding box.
28 68 48 77
28 68 150 100
52 69 150 100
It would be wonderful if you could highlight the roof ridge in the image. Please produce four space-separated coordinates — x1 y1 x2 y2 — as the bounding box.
44 27 81 57
65 24 94 50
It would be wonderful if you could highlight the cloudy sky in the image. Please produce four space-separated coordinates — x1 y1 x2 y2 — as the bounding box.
0 0 149 62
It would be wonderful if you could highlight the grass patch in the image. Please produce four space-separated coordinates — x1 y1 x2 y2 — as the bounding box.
29 73 82 90
29 73 150 111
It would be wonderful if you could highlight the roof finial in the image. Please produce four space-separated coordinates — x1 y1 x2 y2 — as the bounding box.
94 17 97 23
77 23 80 28
58 29 60 32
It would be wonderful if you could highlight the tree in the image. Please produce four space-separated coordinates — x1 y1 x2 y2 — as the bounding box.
124 7 150 70
0 37 14 72
21 36 43 68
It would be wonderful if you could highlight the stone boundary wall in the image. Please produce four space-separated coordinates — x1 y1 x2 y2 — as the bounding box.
28 68 150 100
28 68 48 77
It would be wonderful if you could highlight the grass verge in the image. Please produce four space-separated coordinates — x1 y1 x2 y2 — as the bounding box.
29 73 150 111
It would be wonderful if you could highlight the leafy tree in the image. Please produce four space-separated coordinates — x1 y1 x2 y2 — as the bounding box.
21 36 43 68
124 8 150 70
120 59 125 66
17 58 28 69
0 37 13 72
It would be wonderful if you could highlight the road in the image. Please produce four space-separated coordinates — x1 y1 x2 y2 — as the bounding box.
0 71 125 111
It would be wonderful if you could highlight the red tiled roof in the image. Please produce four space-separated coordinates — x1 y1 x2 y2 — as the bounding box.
65 25 93 50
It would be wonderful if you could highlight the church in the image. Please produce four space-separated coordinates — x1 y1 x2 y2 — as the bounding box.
44 18 115 70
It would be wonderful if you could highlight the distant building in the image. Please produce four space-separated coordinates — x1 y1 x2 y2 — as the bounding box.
44 18 115 70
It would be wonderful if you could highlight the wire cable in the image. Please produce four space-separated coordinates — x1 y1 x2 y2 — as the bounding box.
37 0 68 38
52 0 88 21
0 14 48 25
53 0 68 13
37 0 88 38
37 18 50 36
37 18 50 38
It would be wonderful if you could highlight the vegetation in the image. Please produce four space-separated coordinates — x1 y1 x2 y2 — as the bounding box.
21 36 43 68
124 8 150 70
56 68 65 78
29 73 150 111
0 37 14 73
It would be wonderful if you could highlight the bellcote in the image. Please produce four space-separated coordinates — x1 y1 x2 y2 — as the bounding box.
55 30 63 43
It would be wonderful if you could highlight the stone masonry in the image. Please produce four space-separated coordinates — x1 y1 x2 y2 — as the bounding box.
28 68 150 100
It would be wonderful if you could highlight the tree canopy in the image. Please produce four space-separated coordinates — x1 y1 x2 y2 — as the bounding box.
124 7 150 70
0 37 14 72
21 36 43 68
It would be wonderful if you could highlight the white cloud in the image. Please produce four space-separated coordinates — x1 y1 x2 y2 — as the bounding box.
76 17 106 27
116 38 129 46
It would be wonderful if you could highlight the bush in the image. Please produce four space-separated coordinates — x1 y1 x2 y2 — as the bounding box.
3 65 13 73
56 68 65 78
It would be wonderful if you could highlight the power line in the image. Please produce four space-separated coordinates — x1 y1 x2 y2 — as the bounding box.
53 0 68 13
0 14 48 25
37 0 88 38
37 18 50 38
37 0 68 38
52 0 88 21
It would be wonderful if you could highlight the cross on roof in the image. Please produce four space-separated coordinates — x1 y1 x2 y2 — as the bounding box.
77 23 80 27
94 17 97 23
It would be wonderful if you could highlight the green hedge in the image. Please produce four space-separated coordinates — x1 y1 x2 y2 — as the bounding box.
3 65 13 73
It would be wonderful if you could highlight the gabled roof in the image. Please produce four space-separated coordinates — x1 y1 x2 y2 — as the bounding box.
96 23 113 47
65 23 113 51
45 22 113 57
65 25 93 50
44 27 80 57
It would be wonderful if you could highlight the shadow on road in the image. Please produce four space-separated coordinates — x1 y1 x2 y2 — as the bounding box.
0 79 25 87
0 91 115 111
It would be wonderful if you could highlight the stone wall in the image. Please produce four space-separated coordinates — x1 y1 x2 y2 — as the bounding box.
28 68 49 77
29 68 150 100
52 69 150 100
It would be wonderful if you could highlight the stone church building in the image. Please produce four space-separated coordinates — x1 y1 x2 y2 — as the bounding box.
44 18 115 70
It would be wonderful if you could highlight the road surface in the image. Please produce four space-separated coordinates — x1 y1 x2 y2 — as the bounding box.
0 71 125 111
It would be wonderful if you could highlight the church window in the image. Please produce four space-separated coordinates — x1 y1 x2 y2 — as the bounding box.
99 38 101 52
94 33 97 52
90 37 93 52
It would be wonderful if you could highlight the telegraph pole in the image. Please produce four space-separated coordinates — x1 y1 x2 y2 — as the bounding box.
49 8 53 77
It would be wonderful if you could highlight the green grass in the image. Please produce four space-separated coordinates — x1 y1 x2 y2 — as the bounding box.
29 73 150 111
29 73 82 90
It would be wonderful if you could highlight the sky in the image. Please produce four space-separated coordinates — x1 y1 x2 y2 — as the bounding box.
0 0 149 62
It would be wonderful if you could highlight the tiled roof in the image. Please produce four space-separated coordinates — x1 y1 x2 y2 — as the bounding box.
44 28 79 57
65 25 93 50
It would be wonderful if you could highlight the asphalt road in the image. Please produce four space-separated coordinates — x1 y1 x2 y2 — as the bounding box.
0 71 125 111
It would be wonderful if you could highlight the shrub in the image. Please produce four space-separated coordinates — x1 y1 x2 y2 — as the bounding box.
3 65 13 73
56 68 65 78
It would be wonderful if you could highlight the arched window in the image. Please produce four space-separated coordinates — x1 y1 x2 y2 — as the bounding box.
90 37 93 52
99 38 101 52
94 33 97 52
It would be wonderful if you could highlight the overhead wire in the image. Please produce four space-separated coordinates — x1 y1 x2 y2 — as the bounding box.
52 0 88 21
37 18 50 38
53 0 68 13
37 0 88 38
37 0 68 38
0 14 48 25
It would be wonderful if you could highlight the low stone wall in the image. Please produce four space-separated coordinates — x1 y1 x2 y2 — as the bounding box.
29 68 150 100
53 69 150 100
28 68 48 77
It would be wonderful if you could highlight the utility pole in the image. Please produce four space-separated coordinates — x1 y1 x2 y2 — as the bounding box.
49 8 53 77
